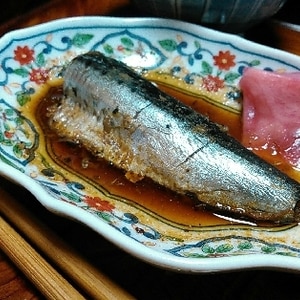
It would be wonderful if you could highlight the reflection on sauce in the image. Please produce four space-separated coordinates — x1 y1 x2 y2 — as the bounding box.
32 78 298 228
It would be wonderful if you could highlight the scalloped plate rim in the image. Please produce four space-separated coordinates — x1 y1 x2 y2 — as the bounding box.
1 16 300 273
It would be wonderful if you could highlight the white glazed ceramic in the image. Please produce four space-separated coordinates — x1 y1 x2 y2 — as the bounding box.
1 16 300 273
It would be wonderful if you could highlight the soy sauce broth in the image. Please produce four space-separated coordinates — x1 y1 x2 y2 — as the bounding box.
35 85 234 227
31 77 298 228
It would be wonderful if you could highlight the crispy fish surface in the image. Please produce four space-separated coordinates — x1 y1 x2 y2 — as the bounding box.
49 51 300 223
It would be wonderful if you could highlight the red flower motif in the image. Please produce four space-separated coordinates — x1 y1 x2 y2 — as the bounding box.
4 131 14 139
14 46 34 65
117 45 124 51
84 196 115 212
202 75 225 92
213 50 236 71
29 68 49 84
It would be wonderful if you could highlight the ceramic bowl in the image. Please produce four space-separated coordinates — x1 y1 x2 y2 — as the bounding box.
132 0 287 33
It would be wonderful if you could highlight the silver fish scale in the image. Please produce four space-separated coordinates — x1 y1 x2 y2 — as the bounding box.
53 51 300 224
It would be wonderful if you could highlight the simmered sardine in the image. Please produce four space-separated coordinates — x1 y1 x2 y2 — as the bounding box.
49 51 300 223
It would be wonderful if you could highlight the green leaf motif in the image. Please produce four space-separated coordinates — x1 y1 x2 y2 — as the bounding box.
276 251 297 257
13 144 23 158
61 191 82 203
14 116 24 126
201 61 213 75
261 245 276 254
72 33 94 47
3 122 10 131
14 68 29 77
36 52 45 67
249 60 260 67
96 211 112 223
4 108 14 117
17 92 31 106
224 72 241 83
185 253 207 258
194 40 201 49
237 241 253 251
121 37 134 48
2 139 13 146
202 244 215 254
159 39 177 52
103 44 114 54
215 243 234 253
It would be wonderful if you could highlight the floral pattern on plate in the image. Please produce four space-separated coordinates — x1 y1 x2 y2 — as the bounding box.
1 17 300 272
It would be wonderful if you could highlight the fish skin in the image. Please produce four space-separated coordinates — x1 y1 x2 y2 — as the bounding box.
50 51 300 223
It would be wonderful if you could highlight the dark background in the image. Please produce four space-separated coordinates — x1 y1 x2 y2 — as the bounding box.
1 0 300 299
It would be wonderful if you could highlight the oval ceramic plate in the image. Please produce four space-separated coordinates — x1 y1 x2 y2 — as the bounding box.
1 16 300 273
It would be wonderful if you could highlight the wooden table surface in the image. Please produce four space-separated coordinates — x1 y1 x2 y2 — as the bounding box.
1 0 300 299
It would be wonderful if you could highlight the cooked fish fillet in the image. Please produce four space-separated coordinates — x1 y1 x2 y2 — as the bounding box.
49 51 300 223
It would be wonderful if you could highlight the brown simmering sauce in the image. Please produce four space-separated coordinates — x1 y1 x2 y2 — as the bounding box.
33 78 299 228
